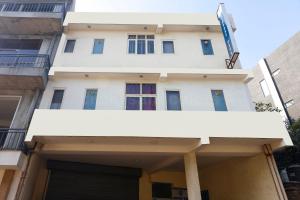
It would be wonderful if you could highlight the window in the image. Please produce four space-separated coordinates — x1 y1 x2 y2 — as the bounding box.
201 40 214 55
285 99 295 108
128 35 154 54
211 90 227 111
272 69 280 77
166 91 181 110
162 41 174 54
125 83 156 110
260 79 270 97
92 39 104 54
0 39 42 54
84 89 98 110
50 90 64 109
64 39 76 53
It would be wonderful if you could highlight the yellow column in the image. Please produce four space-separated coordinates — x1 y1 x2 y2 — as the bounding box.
184 151 202 200
139 170 152 200
264 144 288 200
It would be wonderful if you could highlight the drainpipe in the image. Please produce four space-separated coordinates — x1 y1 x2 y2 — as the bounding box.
14 88 43 200
264 58 292 125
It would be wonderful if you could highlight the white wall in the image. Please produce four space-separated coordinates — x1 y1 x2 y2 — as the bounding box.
39 78 253 111
53 30 229 69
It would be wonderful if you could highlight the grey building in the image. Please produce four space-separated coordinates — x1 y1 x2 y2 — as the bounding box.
248 31 300 123
0 0 74 199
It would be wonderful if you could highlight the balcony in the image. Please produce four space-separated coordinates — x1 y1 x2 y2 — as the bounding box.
0 128 26 169
26 110 293 152
0 128 26 151
0 54 50 89
0 2 66 34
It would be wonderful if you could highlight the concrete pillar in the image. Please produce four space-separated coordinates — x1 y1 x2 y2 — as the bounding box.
139 171 152 200
184 151 202 200
264 144 288 200
0 170 15 200
17 153 42 200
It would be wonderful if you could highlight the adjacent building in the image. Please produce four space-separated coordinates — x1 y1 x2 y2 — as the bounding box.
13 10 294 200
248 31 300 123
0 0 74 199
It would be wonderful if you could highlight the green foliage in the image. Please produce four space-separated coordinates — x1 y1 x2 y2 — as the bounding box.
275 118 300 169
254 102 281 112
254 102 300 168
288 118 300 148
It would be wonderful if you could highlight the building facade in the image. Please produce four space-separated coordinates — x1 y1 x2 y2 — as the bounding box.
0 6 294 200
248 31 300 123
0 0 74 199
16 11 293 200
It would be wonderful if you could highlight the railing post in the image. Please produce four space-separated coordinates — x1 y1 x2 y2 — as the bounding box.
14 56 19 66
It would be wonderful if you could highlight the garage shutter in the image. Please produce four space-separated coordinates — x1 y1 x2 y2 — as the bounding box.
45 160 141 200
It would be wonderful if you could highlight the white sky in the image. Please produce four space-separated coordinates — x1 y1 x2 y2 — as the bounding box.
75 0 218 13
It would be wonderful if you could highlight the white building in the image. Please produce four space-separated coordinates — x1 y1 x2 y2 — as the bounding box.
6 10 293 200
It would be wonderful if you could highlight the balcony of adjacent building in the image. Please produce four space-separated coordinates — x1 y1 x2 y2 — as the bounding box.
0 39 50 90
0 1 67 34
0 96 26 170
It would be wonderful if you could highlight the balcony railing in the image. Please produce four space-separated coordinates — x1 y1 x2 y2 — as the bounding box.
0 2 65 13
0 54 50 69
0 128 26 151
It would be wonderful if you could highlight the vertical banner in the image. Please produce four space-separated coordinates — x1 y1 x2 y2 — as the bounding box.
217 3 239 58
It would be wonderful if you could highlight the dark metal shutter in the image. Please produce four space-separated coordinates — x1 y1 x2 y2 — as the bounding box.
45 160 141 200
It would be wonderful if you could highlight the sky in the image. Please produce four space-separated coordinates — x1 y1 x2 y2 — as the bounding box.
75 0 300 69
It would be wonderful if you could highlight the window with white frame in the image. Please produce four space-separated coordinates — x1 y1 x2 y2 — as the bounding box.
260 79 270 97
128 35 155 54
125 83 156 110
162 41 174 54
166 91 181 110
50 89 64 109
285 99 295 108
211 90 227 111
84 89 98 110
272 68 280 77
92 39 104 54
64 39 76 53
201 39 214 55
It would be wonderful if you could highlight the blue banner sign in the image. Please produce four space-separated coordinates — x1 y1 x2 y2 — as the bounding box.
217 4 238 58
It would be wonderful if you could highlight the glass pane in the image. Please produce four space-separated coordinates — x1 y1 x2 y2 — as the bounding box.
147 35 155 39
64 40 75 53
128 40 136 54
92 39 104 54
137 40 146 54
126 97 140 110
211 90 227 111
201 40 214 55
260 80 270 97
147 40 154 54
50 90 64 109
142 84 156 94
143 97 156 110
137 35 145 39
128 35 136 39
163 41 174 54
126 84 140 94
84 89 97 110
166 91 181 110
